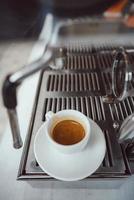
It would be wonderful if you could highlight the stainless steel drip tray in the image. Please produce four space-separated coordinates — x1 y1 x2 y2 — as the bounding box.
18 46 134 180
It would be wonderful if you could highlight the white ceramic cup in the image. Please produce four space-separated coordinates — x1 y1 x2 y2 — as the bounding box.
45 110 91 154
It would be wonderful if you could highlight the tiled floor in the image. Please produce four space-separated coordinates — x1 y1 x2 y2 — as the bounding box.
0 40 35 139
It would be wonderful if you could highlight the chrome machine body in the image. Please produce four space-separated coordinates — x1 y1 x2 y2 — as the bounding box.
2 0 134 182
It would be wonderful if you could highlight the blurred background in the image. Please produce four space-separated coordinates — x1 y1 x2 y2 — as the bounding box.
0 0 42 139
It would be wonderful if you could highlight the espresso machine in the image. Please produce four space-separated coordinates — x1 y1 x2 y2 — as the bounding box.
2 0 134 182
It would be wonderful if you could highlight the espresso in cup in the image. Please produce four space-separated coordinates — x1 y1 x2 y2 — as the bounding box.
52 120 85 145
46 110 90 154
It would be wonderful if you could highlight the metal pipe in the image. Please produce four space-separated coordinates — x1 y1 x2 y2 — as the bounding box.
7 109 23 149
2 13 62 149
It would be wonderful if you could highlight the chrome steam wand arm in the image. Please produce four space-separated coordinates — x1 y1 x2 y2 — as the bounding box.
2 49 65 149
2 13 65 149
2 51 53 149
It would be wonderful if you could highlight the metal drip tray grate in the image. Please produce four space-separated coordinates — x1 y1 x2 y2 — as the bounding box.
65 55 97 70
18 45 134 180
46 73 100 92
109 97 134 121
42 97 105 121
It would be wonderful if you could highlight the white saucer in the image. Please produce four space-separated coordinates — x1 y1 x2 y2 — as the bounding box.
34 118 106 181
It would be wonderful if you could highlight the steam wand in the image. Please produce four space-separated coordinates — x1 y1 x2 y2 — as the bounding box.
2 13 65 149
